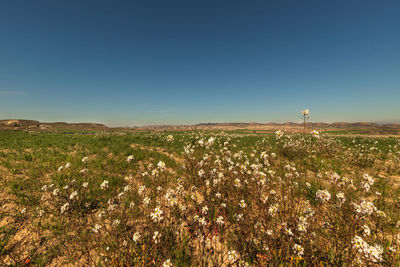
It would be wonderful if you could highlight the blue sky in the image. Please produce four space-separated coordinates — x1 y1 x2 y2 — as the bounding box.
1 0 399 126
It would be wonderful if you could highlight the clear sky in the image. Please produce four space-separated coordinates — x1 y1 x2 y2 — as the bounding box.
1 0 399 126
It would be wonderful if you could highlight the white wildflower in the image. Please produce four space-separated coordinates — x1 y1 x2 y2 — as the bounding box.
93 224 102 233
133 232 141 242
239 199 247 208
150 206 164 222
61 203 69 214
293 244 304 256
100 180 109 189
163 259 173 267
316 190 331 203
69 191 78 200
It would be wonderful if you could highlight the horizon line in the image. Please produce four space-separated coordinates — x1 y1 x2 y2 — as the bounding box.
2 118 400 128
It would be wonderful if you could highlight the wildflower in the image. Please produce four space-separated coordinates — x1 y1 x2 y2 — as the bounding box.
275 130 283 139
69 191 78 200
352 235 383 263
52 188 59 196
198 217 207 226
376 210 386 217
61 203 69 214
79 168 88 174
100 180 109 189
362 225 371 236
298 216 308 232
82 156 89 163
227 250 239 262
122 240 128 247
353 200 377 216
316 189 331 203
133 232 141 242
113 219 121 227
198 169 205 177
138 185 146 195
143 197 151 206
234 178 241 188
202 206 208 214
166 135 174 142
311 130 319 138
163 259 173 267
150 206 164 222
235 213 243 221
127 155 134 162
65 162 71 168
336 192 346 206
206 137 215 146
82 182 89 188
157 161 166 169
361 173 374 192
268 204 278 216
293 244 304 256
239 200 247 208
108 202 116 211
216 216 224 225
331 172 340 183
285 228 293 236
38 210 45 217
93 224 102 233
41 185 48 191
153 231 161 243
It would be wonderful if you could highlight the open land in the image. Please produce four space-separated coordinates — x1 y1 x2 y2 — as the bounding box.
1 120 400 265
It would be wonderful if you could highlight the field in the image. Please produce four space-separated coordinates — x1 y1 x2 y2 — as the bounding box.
1 130 400 266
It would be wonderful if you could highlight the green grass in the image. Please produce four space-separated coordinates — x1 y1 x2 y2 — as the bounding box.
0 130 400 265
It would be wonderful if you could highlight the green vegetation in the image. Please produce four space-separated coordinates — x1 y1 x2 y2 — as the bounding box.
1 130 400 266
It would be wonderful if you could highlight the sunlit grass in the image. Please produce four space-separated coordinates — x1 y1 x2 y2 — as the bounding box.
1 130 400 265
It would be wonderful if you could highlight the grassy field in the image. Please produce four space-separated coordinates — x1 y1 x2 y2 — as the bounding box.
1 130 400 266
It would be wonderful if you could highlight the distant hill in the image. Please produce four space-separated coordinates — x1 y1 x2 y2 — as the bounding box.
1 119 400 134
0 119 108 132
128 121 400 133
